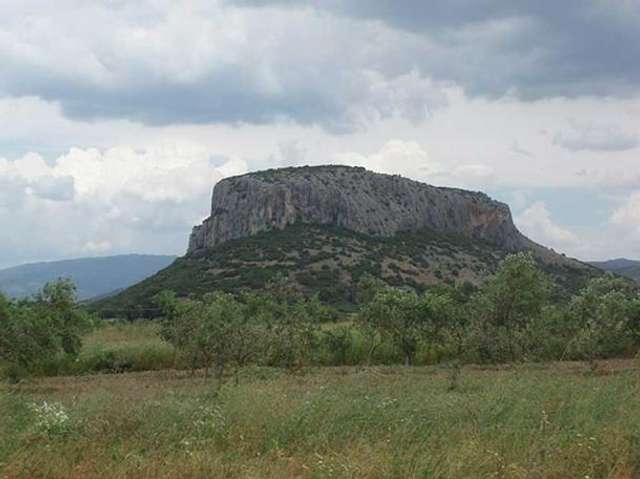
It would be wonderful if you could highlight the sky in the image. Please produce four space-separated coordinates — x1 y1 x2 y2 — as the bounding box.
1 0 639 268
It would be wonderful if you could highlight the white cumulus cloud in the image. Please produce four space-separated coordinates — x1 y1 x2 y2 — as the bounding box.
611 192 640 238
516 202 578 251
333 139 494 189
0 143 247 267
334 140 443 179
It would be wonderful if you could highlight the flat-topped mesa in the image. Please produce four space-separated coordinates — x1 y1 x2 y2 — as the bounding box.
188 165 529 255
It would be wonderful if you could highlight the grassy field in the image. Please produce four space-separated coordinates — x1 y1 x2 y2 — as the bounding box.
2 359 640 478
8 322 180 378
79 321 177 372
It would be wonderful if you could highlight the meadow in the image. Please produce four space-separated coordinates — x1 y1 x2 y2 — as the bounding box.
1 325 639 479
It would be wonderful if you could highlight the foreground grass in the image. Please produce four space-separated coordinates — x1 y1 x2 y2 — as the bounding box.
2 362 640 478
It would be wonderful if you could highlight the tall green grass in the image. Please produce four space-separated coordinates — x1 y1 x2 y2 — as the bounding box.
32 321 179 377
1 363 639 478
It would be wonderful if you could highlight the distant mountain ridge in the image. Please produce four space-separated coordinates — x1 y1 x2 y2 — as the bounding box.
0 254 176 300
590 258 640 282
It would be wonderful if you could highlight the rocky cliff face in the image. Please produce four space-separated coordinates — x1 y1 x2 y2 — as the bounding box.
188 165 530 255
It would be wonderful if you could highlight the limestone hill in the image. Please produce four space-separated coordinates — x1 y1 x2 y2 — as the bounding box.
93 166 597 317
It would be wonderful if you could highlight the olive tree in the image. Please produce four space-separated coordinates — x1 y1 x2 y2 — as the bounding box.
567 274 638 362
355 274 387 365
0 280 92 381
157 291 268 384
38 279 91 357
360 288 424 366
246 291 321 371
417 288 460 359
466 253 552 362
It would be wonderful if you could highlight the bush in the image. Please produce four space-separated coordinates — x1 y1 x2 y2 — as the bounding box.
463 253 552 363
0 279 93 381
320 325 355 365
360 288 424 366
565 275 638 360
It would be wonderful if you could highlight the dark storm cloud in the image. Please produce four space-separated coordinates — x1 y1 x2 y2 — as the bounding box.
0 0 448 132
0 58 346 128
230 0 640 99
1 0 639 129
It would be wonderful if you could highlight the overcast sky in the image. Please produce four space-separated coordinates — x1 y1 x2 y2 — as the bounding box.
1 0 639 268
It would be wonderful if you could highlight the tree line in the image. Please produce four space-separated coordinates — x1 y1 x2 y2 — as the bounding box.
153 253 640 383
2 253 640 382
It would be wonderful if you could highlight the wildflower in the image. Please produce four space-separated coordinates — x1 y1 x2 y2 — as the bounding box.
31 401 71 436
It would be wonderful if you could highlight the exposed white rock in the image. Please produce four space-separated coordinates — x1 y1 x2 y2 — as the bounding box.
188 165 529 255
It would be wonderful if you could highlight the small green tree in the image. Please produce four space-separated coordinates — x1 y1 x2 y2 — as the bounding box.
158 291 269 385
466 253 552 362
361 288 423 366
526 304 572 361
417 288 460 359
192 293 250 382
355 274 387 364
482 253 551 329
155 290 197 370
321 324 354 365
155 290 182 326
37 279 91 357
264 295 321 371
432 283 476 357
0 300 56 380
566 274 637 362
0 280 91 381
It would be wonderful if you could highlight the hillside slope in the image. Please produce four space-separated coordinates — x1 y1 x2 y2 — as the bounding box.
0 255 176 300
94 166 597 317
590 258 640 282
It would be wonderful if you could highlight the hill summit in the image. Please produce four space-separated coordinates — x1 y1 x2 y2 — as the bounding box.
94 166 595 317
188 165 527 254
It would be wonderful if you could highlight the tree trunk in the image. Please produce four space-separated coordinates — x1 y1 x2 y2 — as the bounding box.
215 364 226 391
367 340 380 367
404 351 413 367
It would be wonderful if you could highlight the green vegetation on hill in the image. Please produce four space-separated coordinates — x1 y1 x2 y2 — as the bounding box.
92 224 596 318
